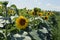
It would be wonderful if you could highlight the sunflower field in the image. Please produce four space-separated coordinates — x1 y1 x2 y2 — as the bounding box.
0 1 60 40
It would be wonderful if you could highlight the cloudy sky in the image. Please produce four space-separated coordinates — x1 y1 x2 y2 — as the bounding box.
0 0 60 11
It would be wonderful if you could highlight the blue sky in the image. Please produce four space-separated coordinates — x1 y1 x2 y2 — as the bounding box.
0 0 60 11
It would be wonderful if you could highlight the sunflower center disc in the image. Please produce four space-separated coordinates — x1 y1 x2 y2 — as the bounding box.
45 17 48 19
20 19 26 26
39 14 41 16
48 13 50 15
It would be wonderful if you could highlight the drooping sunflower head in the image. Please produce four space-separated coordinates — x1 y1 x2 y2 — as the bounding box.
44 16 48 20
30 10 38 16
32 12 35 15
30 11 34 16
8 9 15 15
51 13 54 15
16 16 28 30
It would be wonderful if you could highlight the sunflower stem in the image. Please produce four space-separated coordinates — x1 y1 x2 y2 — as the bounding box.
4 2 8 40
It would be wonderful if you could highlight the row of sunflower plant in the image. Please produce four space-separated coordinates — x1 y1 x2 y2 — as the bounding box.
0 1 58 40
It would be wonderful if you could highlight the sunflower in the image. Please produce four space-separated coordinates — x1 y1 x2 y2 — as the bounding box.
8 9 15 15
47 12 51 15
44 16 48 20
16 16 28 30
38 13 42 16
30 10 38 16
32 12 35 15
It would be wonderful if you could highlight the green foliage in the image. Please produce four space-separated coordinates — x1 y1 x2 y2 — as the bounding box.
0 1 59 40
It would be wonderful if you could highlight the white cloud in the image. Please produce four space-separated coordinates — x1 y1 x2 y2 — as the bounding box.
0 0 8 1
46 3 60 11
46 3 51 7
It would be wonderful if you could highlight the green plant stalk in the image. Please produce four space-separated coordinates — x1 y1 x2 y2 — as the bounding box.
5 22 8 40
33 16 35 29
4 4 8 40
